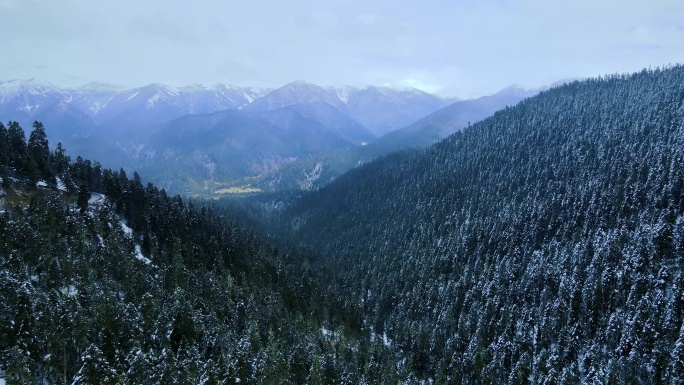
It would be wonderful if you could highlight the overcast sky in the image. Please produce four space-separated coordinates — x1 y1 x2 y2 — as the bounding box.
1 0 683 97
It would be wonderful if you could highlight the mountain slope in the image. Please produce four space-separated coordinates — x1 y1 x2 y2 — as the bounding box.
346 86 451 137
0 121 381 383
284 66 684 383
364 85 539 155
119 105 374 194
284 102 374 144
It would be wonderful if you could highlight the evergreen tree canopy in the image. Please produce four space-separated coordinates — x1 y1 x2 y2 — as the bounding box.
0 121 375 384
284 65 684 383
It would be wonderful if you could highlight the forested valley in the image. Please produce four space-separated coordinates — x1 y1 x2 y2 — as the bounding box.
2 65 684 384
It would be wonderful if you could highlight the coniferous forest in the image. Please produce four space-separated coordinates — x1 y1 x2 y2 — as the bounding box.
285 66 684 383
0 123 378 383
2 66 684 384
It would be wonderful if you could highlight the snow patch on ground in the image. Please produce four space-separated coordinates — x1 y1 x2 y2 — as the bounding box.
147 91 162 107
370 328 393 347
120 221 152 265
20 103 40 113
120 221 133 237
60 285 78 296
36 180 48 187
134 245 152 265
88 192 105 205
56 177 67 192
126 91 140 101
321 327 340 343
382 331 392 347
243 90 255 103
89 100 105 114
300 161 323 190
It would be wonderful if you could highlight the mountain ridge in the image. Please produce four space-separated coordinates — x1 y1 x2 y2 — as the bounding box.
0 78 542 196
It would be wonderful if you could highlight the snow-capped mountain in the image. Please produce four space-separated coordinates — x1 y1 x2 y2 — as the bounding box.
0 78 457 194
85 83 190 133
0 79 71 116
0 79 454 143
244 81 452 136
178 84 268 115
74 83 271 134
0 79 97 141
244 80 349 112
0 80 272 141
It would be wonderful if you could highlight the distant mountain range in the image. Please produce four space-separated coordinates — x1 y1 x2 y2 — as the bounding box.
0 79 268 142
244 80 453 137
0 79 453 140
0 78 540 195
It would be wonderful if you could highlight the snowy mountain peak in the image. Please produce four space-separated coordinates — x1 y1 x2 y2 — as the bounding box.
288 80 313 87
243 81 346 111
0 78 458 140
141 83 180 96
281 81 327 95
0 79 73 110
0 78 64 97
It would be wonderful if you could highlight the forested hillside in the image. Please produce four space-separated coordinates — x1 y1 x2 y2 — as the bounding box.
4 65 684 384
0 122 396 383
285 66 684 383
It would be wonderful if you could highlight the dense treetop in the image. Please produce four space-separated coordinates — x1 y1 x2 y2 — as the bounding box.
285 66 684 383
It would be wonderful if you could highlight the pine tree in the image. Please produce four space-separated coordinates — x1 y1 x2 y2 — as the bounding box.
72 344 119 385
77 183 90 213
0 122 8 177
6 121 27 177
27 121 52 183
53 142 70 176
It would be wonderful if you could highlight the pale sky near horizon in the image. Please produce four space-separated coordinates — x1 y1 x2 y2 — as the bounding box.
1 0 683 98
